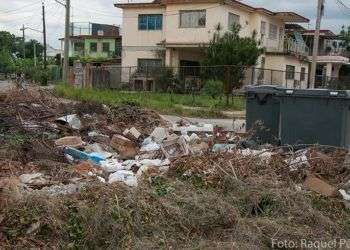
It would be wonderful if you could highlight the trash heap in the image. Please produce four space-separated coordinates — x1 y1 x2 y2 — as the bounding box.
2 88 350 248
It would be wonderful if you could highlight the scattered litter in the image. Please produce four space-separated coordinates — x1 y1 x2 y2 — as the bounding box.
88 131 110 144
172 123 214 134
108 170 138 187
64 147 106 165
100 159 124 173
85 143 113 159
140 137 161 152
161 136 189 160
150 127 169 143
56 114 82 130
285 149 310 171
213 144 236 153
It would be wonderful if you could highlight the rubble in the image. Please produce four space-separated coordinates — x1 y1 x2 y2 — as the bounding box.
55 136 84 148
123 127 141 140
110 134 138 159
3 88 350 248
56 114 82 130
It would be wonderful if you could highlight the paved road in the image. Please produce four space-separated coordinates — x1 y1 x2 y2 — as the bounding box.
0 80 12 92
161 115 246 132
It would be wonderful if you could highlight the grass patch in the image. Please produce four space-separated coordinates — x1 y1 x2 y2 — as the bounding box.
54 84 245 118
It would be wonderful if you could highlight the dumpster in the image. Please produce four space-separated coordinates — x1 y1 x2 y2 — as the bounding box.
279 89 350 147
245 85 282 144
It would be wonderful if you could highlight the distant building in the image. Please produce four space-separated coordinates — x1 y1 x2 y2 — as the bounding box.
115 0 311 88
286 24 350 87
60 22 122 60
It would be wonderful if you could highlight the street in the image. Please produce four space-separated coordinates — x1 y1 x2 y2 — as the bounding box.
0 80 12 92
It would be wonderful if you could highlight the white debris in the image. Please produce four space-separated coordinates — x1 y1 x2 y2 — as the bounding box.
172 123 214 133
100 159 124 173
150 127 169 143
19 173 48 185
285 149 310 171
97 176 106 183
85 143 113 159
240 149 272 163
123 127 141 139
56 114 82 130
140 137 161 152
108 170 138 187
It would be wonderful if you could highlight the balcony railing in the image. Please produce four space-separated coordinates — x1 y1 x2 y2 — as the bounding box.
264 36 309 57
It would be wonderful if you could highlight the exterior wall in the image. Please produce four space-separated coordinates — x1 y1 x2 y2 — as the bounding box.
85 38 116 58
121 3 287 67
122 7 165 67
264 54 310 88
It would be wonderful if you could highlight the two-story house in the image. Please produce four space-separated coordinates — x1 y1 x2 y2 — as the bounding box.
115 0 311 88
60 22 122 60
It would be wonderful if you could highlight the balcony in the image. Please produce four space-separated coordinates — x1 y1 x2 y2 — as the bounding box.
264 36 309 57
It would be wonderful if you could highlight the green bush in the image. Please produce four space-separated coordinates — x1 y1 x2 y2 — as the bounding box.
202 79 224 99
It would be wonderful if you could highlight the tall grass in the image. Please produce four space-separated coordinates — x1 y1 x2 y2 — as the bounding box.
54 84 245 118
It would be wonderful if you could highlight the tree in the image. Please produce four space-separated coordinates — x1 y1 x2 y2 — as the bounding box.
202 24 263 104
340 26 350 52
0 50 15 75
0 31 43 59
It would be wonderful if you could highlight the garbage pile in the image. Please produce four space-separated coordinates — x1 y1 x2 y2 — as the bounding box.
2 88 350 248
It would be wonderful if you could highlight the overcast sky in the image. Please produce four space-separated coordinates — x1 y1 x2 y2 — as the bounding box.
1 0 350 49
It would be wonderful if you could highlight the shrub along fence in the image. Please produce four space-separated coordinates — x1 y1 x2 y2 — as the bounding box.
70 64 315 93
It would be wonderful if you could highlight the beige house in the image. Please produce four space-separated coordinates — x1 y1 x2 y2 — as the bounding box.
115 0 311 88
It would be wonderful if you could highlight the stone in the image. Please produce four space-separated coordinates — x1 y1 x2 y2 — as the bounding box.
19 173 49 186
303 176 336 197
110 135 138 159
55 136 84 148
74 161 102 175
123 127 141 140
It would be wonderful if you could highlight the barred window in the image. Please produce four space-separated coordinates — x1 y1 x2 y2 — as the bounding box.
180 10 206 28
228 13 240 29
286 65 295 80
269 23 278 40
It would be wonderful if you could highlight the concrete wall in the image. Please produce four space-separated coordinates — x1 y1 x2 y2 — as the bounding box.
264 54 310 88
85 38 116 58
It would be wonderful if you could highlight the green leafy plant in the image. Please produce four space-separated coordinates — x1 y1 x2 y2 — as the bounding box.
202 79 224 99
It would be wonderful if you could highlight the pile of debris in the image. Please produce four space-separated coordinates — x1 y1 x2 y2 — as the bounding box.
2 87 350 248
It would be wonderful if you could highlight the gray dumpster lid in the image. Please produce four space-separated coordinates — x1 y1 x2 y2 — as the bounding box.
245 85 283 94
278 89 350 99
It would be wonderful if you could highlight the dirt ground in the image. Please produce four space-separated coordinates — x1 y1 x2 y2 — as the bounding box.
1 87 350 249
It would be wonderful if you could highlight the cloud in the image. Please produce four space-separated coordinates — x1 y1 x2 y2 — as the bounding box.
1 0 349 48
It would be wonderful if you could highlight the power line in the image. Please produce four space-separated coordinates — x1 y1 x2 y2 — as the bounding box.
336 0 350 12
0 0 42 14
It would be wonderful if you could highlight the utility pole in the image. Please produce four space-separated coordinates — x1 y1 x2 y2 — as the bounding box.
42 2 47 69
63 0 71 83
20 25 26 58
310 0 325 88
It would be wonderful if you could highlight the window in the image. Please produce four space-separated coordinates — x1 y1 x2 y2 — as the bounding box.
102 42 110 53
300 67 306 81
286 65 295 80
74 42 84 52
269 23 278 40
90 42 97 53
260 21 266 35
228 13 240 29
138 59 162 73
138 14 163 30
179 10 206 28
